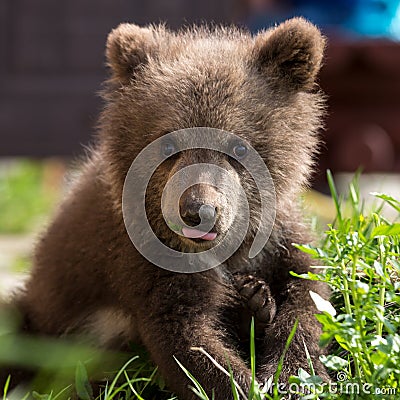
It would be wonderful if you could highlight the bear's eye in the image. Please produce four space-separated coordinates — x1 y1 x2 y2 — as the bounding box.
232 144 248 160
161 141 176 157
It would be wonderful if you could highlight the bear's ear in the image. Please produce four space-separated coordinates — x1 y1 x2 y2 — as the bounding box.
106 23 161 82
252 18 325 91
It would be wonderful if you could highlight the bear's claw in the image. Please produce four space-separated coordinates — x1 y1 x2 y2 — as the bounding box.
234 274 277 337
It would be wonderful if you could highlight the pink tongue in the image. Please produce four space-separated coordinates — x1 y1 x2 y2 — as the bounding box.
182 227 217 241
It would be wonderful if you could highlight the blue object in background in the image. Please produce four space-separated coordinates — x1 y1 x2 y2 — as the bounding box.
346 0 400 39
246 0 400 40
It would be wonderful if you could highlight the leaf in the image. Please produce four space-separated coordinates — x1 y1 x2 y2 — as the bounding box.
314 313 338 331
319 355 348 371
75 361 93 400
382 318 396 335
292 243 320 257
371 193 400 213
371 351 388 366
371 223 400 237
293 368 323 388
319 332 334 348
310 291 337 316
354 281 369 295
290 271 322 281
373 260 384 277
392 258 400 273
298 367 310 381
334 334 351 351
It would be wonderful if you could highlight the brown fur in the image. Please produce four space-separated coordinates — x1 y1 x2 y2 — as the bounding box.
1 18 329 399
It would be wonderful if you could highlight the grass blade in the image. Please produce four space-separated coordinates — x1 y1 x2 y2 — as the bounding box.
273 319 299 398
3 375 10 400
327 170 342 225
174 356 209 400
226 360 240 400
249 318 256 399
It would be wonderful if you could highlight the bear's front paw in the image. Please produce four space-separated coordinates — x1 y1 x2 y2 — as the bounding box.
234 274 277 338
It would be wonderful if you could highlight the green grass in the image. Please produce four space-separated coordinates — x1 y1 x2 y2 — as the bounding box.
1 170 399 399
289 171 400 399
0 160 58 233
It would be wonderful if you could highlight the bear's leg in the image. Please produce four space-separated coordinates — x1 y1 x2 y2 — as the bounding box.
256 277 329 384
136 271 252 400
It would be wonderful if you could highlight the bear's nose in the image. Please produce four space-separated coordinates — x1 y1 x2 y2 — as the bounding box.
180 202 216 228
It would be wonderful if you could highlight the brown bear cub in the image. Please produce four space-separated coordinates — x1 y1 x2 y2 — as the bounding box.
1 18 329 399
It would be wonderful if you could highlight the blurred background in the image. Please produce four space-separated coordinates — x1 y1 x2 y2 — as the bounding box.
1 0 400 291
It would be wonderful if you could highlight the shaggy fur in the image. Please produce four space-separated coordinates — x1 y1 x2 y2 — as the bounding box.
0 18 329 399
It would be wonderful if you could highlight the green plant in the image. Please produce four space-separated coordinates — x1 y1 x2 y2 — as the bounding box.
292 171 400 399
87 355 177 400
0 328 175 400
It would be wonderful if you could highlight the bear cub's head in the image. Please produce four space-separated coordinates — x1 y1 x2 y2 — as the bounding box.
100 18 325 253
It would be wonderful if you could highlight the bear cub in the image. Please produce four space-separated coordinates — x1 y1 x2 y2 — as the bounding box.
1 17 329 400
